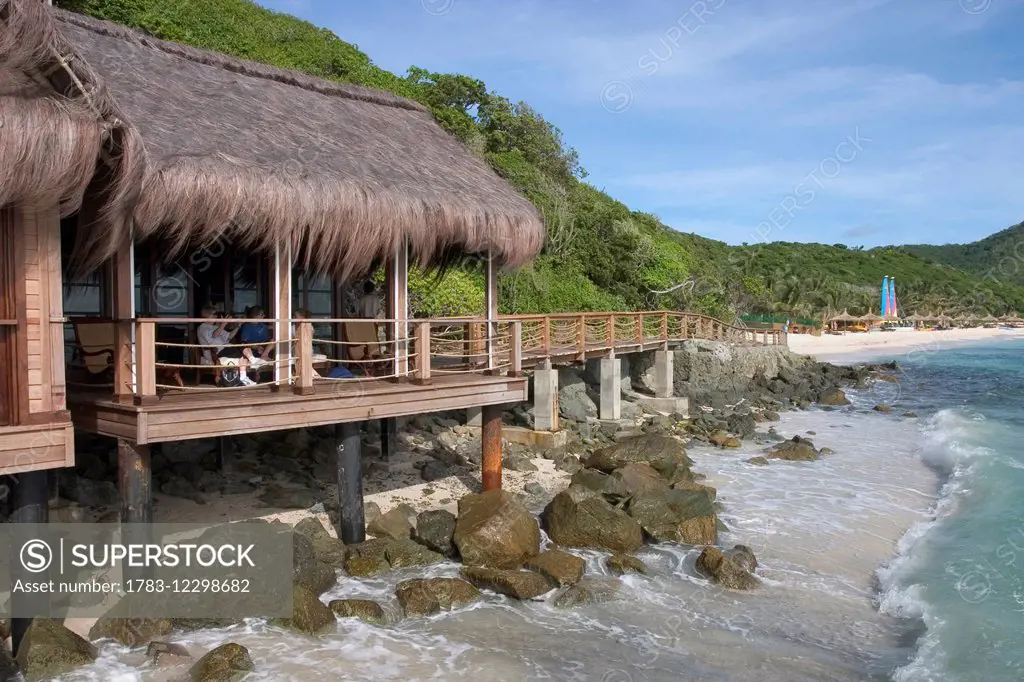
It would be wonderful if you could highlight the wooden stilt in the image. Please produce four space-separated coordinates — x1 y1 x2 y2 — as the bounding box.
10 469 48 658
380 417 397 462
336 422 365 544
217 435 234 474
118 439 152 524
481 404 502 492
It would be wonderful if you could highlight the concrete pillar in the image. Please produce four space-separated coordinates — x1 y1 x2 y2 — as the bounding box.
600 356 621 420
654 350 673 398
466 406 482 427
533 362 558 431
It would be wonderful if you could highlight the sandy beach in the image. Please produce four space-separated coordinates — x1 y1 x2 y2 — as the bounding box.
786 327 1024 361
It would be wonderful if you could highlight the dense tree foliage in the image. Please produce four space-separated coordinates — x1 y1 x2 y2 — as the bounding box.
57 0 1024 320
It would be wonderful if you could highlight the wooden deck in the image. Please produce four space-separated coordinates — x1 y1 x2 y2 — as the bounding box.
68 374 527 444
0 417 75 476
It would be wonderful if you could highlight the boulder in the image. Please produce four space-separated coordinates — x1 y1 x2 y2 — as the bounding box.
88 617 174 647
453 490 540 568
747 456 770 466
708 431 742 448
695 545 761 590
558 367 598 422
0 617 9 641
345 554 391 578
366 504 417 540
767 436 819 462
273 585 335 635
553 577 622 608
818 389 850 406
328 599 390 626
59 473 118 508
293 531 337 595
585 435 691 473
345 538 444 576
1 646 17 682
189 642 254 682
569 468 630 503
460 566 554 599
503 450 539 473
15 618 98 681
726 544 758 573
873 403 893 413
414 509 459 558
395 578 482 617
626 488 717 545
524 549 586 586
542 485 643 553
606 553 648 575
609 463 670 498
259 485 318 509
671 479 717 501
294 518 346 568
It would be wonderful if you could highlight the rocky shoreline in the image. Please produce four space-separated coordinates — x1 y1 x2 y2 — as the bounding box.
1 341 909 681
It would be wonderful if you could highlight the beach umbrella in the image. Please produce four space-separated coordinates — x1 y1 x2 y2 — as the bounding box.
860 312 883 323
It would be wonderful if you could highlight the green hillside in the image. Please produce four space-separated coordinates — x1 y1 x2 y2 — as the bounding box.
55 0 1024 321
902 222 1024 287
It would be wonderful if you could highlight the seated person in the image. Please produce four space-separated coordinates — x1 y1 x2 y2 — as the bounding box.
197 305 255 386
238 305 274 367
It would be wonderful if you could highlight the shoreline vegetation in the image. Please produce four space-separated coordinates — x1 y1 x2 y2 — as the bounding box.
53 0 1024 320
3 341 933 680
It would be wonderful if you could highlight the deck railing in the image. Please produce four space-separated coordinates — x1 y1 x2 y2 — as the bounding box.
64 311 781 402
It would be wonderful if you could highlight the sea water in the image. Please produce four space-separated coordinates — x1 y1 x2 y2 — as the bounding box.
60 341 1023 681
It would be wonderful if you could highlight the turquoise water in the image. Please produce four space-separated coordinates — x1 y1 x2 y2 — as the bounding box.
876 340 1024 681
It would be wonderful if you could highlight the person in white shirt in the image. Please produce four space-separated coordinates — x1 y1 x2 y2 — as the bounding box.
197 305 254 386
358 281 380 319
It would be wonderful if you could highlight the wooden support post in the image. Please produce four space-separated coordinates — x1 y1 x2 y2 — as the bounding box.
380 417 397 462
294 321 314 395
636 313 644 345
576 315 586 362
661 311 669 342
386 238 409 380
10 469 49 659
481 403 502 491
112 233 135 402
134 320 156 403
414 322 431 384
118 439 152 524
218 435 233 474
336 421 365 544
508 321 522 377
541 317 551 356
606 314 615 353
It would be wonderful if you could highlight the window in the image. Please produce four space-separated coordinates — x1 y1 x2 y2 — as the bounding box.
292 270 336 351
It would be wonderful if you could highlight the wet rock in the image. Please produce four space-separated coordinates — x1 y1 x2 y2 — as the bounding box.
606 553 648 575
585 435 691 473
695 545 761 590
553 577 622 607
453 490 540 569
460 566 554 599
767 436 819 462
15 618 98 681
725 544 758 573
819 447 835 456
146 641 192 665
542 485 643 553
902 411 918 418
523 481 547 496
524 549 586 586
569 468 630 503
188 642 254 682
366 504 417 540
395 578 482 617
88 617 174 647
627 488 717 545
818 389 850 406
747 456 770 466
609 463 670 498
420 460 449 482
294 518 346 569
293 531 337 595
873 403 893 413
708 431 741 448
414 509 458 558
273 585 335 635
763 411 780 421
345 554 391 578
671 479 717 501
328 599 389 626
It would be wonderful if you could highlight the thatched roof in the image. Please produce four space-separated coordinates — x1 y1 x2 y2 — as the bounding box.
828 309 859 322
3 3 544 277
859 313 882 322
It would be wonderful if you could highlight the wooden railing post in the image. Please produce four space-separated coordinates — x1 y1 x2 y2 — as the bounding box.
541 317 551 357
635 313 644 346
509 321 522 377
414 321 432 384
114 320 133 401
661 311 669 342
294 321 314 395
576 315 586 362
134 320 156 403
606 314 615 352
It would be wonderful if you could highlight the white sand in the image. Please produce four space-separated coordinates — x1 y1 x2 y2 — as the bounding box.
786 327 1024 362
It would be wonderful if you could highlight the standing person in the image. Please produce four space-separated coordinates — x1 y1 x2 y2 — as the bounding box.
358 280 380 319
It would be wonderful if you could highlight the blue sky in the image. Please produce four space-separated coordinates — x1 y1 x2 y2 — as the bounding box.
257 0 1024 247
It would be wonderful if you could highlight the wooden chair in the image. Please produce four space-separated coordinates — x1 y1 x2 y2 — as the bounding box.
342 321 388 376
69 318 116 385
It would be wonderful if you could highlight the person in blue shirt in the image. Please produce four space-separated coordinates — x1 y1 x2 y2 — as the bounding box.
239 305 274 367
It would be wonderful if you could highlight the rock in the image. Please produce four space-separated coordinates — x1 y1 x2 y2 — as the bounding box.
747 456 770 466
0 617 9 641
89 617 174 647
14 619 98 681
708 430 742 448
273 585 335 635
695 545 761 590
328 599 389 626
819 447 835 456
873 403 893 413
569 468 630 503
420 460 449 482
59 472 118 507
364 501 382 524
819 389 850 406
524 549 586 586
671 479 717 501
414 509 458 558
606 553 648 575
902 411 918 418
453 490 540 568
626 488 717 545
542 485 643 553
367 504 417 540
609 463 670 498
346 537 445 574
259 485 318 509
504 451 539 473
147 641 192 665
767 436 819 462
345 554 391 578
189 642 254 682
585 435 691 473
523 482 547 496
395 578 481 617
293 531 337 595
553 577 622 607
294 518 346 568
725 544 758 573
460 566 554 599
764 411 780 421
558 367 598 422
1 647 17 682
